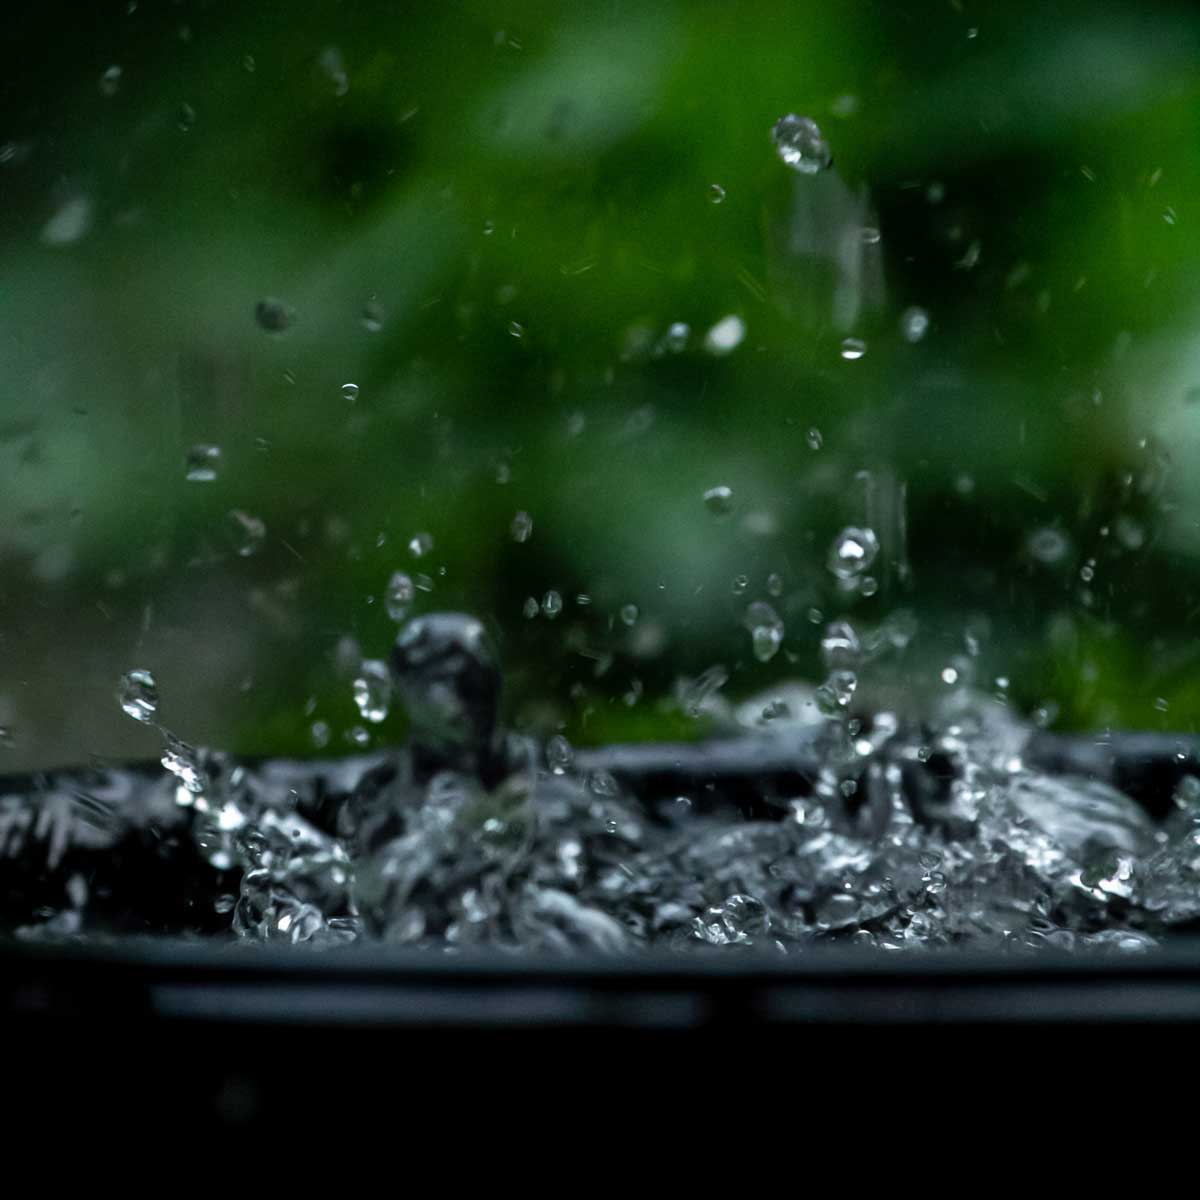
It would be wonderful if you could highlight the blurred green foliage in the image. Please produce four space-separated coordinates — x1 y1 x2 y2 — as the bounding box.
4 0 1200 767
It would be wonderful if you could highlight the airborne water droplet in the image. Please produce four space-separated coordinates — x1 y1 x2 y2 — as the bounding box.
118 669 159 722
100 65 123 96
828 527 879 579
620 603 639 626
806 427 823 450
704 315 745 355
743 601 784 663
771 114 832 175
510 510 533 543
361 300 385 332
184 443 221 482
703 485 734 516
542 590 562 618
901 306 930 343
840 337 866 361
709 183 726 204
408 531 433 557
385 571 415 622
341 382 359 402
255 297 293 332
547 734 573 775
228 509 266 557
353 660 392 723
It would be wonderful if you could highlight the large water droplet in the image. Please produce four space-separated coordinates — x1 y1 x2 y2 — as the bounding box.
341 382 359 403
820 620 861 670
839 337 867 361
771 114 832 175
547 735 573 775
901 306 930 343
255 297 293 332
704 315 745 355
385 571 415 622
510 511 533 543
828 526 879 580
118 669 159 722
353 660 392 723
703 485 734 516
744 601 784 663
184 443 221 482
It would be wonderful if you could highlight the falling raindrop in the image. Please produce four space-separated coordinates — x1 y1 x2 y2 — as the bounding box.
184 444 221 482
508 321 525 339
806 427 823 450
709 183 726 204
341 382 359 403
118 669 159 723
828 526 879 579
703 485 734 516
542 590 563 618
840 337 867 361
385 571 415 622
408 531 433 557
771 114 832 174
353 660 392 724
510 511 533 543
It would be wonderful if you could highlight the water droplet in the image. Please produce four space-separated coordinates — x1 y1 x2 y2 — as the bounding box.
100 65 122 96
620 603 639 626
41 196 92 246
1164 207 1177 226
703 485 734 516
510 511 533 543
385 571 415 622
828 526 879 579
731 574 749 595
704 314 745 355
901 306 930 343
941 666 959 685
547 735 573 775
346 725 369 748
744 601 784 663
523 596 540 619
341 382 359 403
228 510 266 557
310 720 330 749
255 297 293 332
162 734 206 793
839 337 866 361
815 669 857 715
1080 559 1096 583
408 531 433 558
118 669 159 723
361 299 385 332
660 322 689 353
820 620 861 670
542 590 562 618
177 102 196 131
1028 527 1069 565
860 227 881 245
771 114 832 174
353 659 392 723
709 183 726 204
508 321 524 339
242 55 257 73
184 443 221 482
587 770 619 797
766 573 784 597
214 894 236 914
806 427 823 450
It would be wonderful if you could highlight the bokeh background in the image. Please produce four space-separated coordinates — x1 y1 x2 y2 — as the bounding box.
4 0 1200 769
